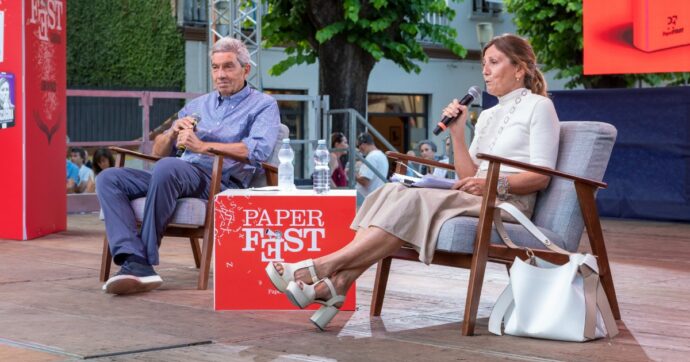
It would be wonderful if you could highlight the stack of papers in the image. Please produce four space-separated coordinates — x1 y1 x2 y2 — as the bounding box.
390 173 455 189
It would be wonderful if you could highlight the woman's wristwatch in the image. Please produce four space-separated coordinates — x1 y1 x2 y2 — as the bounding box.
497 176 510 200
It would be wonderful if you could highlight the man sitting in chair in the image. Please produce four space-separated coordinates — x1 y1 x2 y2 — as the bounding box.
97 37 280 295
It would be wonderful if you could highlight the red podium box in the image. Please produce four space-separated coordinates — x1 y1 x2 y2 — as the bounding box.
633 0 690 52
0 1 67 239
214 189 357 310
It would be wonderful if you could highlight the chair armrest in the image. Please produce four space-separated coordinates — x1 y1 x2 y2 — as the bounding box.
476 153 607 189
207 149 278 186
109 146 162 162
208 148 251 164
262 163 278 187
385 151 455 171
262 163 277 174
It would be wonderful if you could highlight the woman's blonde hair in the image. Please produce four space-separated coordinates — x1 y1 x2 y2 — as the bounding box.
483 34 547 97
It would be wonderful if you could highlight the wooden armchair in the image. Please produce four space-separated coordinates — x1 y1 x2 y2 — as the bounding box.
99 125 288 290
372 121 621 335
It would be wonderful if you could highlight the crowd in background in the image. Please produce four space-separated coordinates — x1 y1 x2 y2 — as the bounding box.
329 131 455 207
66 147 115 193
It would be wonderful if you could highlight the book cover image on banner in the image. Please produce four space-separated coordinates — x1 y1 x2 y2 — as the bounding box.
0 11 4 62
0 72 15 129
584 0 690 75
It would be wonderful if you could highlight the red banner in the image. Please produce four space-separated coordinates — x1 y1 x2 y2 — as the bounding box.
0 0 66 240
584 0 690 74
214 191 357 311
24 0 67 238
0 0 24 238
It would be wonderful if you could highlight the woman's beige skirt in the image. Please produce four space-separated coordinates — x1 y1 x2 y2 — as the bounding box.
350 182 536 264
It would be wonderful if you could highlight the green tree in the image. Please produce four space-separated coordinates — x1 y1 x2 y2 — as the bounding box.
505 0 689 89
67 0 185 89
263 0 466 130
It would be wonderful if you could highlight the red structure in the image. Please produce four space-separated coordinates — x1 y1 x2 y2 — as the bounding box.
584 0 690 74
0 0 66 239
214 190 357 311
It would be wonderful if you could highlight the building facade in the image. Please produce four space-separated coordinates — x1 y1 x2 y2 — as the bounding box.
179 0 571 155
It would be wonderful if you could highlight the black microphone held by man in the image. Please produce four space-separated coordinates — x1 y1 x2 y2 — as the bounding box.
175 113 201 157
433 86 481 135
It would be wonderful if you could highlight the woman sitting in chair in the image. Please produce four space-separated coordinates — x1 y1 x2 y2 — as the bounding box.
265 33 561 330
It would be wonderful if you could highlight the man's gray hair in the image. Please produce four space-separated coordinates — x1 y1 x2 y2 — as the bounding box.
209 37 251 67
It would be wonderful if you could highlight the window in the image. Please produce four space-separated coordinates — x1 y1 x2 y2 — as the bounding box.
367 93 429 153
473 0 503 16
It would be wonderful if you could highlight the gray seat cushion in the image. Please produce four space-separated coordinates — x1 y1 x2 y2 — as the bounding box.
435 121 617 255
436 216 566 254
131 197 207 227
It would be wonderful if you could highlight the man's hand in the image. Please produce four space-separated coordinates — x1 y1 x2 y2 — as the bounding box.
169 116 198 139
177 128 206 154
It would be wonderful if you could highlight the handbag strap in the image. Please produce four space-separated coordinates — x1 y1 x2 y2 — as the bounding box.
493 203 571 255
581 263 619 339
488 286 513 335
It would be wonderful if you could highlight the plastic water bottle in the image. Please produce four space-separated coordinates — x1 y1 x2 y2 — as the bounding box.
278 138 295 191
313 139 330 194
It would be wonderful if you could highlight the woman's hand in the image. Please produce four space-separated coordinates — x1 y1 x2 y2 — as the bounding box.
452 176 486 196
442 100 469 132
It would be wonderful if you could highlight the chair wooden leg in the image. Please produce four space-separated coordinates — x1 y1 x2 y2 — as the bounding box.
575 182 621 320
462 161 500 336
189 238 201 268
197 224 214 290
370 257 392 317
462 230 492 335
99 236 112 282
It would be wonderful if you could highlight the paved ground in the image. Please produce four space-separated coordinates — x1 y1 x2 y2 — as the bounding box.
1 214 688 361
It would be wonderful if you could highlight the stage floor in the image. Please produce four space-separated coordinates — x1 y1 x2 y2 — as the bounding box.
1 214 688 361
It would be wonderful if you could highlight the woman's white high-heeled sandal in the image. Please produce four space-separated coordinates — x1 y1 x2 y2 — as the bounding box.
310 278 346 331
265 259 318 293
285 278 345 331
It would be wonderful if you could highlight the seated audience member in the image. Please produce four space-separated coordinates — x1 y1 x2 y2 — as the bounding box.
92 148 115 177
266 33 560 330
417 139 439 175
70 147 95 193
434 136 453 179
330 132 349 188
404 149 421 176
66 159 79 193
354 133 389 205
97 37 280 295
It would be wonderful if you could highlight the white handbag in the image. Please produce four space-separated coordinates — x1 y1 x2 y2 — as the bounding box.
487 203 619 342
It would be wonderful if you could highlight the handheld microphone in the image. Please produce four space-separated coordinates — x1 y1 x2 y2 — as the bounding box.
433 86 481 135
175 113 200 157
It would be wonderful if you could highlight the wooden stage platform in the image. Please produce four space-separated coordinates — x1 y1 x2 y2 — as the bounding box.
1 214 688 361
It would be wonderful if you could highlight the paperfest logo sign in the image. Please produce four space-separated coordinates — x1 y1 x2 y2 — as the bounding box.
663 15 684 37
240 208 325 262
216 202 326 262
29 0 63 42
